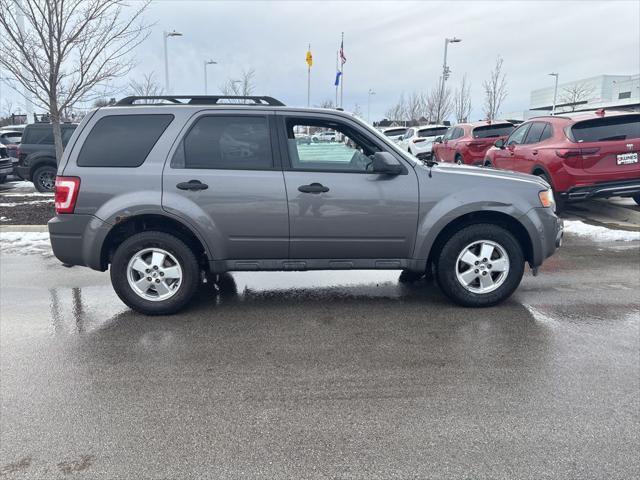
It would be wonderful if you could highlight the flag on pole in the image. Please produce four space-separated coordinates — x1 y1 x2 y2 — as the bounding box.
306 46 313 68
339 38 346 65
334 71 342 86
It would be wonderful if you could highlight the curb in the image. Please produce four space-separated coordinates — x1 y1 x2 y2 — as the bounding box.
0 225 48 232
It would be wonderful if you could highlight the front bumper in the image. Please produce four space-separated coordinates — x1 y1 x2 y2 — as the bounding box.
563 178 640 201
521 207 563 267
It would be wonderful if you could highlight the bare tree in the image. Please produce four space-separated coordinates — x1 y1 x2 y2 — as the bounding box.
0 0 151 161
317 99 335 109
454 74 472 123
1 99 14 118
483 56 508 120
559 82 594 112
426 86 453 123
385 93 407 121
220 68 256 102
129 71 163 99
405 92 424 123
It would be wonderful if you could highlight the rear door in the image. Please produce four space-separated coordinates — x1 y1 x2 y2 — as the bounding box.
570 114 640 180
162 111 289 260
278 113 419 260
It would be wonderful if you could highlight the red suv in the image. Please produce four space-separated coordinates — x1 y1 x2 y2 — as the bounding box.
432 121 514 166
484 110 640 209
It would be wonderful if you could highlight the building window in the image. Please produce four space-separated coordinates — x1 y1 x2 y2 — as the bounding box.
619 91 631 99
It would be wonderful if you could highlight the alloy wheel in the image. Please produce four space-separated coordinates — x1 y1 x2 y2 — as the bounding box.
455 240 510 294
126 248 183 301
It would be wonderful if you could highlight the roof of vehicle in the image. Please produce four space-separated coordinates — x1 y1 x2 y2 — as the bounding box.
528 109 637 123
24 122 78 129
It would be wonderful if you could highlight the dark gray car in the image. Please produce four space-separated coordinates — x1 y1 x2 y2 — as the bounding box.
48 95 563 315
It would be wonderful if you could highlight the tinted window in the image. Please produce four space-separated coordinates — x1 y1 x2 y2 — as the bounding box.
443 127 456 140
473 124 514 138
524 122 546 144
452 127 465 139
506 124 530 146
383 128 407 137
285 118 381 173
539 124 553 142
570 115 640 142
172 116 272 170
418 127 448 138
78 115 173 167
404 129 414 139
23 126 54 145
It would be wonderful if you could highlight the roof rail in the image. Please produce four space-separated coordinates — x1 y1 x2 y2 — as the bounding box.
115 95 285 106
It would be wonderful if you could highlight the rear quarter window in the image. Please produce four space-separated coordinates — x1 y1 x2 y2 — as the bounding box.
570 115 640 142
77 114 173 167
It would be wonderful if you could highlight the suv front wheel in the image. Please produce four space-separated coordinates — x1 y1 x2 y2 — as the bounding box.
110 231 200 315
436 223 525 307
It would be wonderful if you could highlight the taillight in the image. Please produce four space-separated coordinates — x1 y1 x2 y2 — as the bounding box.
17 146 25 162
55 176 80 214
556 148 600 168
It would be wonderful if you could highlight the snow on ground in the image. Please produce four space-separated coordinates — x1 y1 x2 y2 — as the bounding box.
0 232 52 256
0 199 54 207
564 220 640 242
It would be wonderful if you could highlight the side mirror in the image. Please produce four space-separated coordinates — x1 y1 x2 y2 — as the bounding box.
371 152 404 175
434 136 443 143
494 138 505 149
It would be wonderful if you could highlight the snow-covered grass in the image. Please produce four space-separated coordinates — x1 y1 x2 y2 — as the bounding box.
564 220 640 242
0 199 54 207
0 232 52 256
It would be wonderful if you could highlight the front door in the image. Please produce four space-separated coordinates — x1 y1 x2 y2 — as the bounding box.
162 112 289 260
279 114 419 259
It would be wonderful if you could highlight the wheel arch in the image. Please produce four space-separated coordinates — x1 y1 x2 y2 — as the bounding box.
29 155 57 177
425 210 534 269
99 213 211 271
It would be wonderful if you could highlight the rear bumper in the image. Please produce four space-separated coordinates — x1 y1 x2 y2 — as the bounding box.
48 214 110 270
562 178 640 201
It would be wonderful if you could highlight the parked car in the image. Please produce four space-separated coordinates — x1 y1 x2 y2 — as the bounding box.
0 130 23 177
381 126 408 143
312 131 337 142
432 121 514 165
399 125 449 160
48 95 562 315
0 144 12 183
484 110 640 209
15 122 78 192
0 124 27 133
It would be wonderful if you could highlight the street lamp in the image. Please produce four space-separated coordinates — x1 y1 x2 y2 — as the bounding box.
437 37 462 122
163 30 183 94
549 72 559 115
367 88 376 123
203 60 218 94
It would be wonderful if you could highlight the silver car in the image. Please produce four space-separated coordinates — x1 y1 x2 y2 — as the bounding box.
48 95 563 315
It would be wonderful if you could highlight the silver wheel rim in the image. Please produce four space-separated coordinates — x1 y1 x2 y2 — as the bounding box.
39 171 56 190
126 248 183 302
455 240 510 294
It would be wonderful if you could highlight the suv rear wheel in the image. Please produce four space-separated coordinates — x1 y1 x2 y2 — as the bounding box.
632 194 640 206
436 223 524 307
33 165 57 192
110 231 200 315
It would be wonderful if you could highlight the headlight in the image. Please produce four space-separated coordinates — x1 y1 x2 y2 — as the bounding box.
538 189 555 209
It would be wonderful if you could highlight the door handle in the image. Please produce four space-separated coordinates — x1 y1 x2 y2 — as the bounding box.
177 180 209 191
298 182 329 194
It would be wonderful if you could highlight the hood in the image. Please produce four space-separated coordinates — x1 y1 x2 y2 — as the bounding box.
425 163 548 188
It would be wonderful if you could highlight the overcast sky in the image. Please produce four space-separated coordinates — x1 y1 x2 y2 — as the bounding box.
2 0 639 122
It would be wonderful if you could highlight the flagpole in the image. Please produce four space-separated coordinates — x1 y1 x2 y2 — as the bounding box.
335 50 339 107
307 43 311 107
339 32 344 108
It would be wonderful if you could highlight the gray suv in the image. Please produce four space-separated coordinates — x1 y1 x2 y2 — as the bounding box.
48 95 563 315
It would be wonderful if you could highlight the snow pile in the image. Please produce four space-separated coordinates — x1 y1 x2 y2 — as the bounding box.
0 232 52 256
564 220 640 242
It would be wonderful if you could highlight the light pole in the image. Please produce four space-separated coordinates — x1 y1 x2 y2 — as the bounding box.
549 72 559 115
437 37 462 122
163 30 183 94
203 60 218 94
367 89 376 123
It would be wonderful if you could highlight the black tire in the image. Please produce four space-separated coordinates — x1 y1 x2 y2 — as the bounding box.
483 158 493 168
32 165 57 192
536 172 565 213
399 269 424 283
436 223 525 308
455 153 463 165
632 194 640 206
110 231 200 315
0 174 6 184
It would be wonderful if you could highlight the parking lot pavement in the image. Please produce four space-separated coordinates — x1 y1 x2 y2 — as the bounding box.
0 236 639 479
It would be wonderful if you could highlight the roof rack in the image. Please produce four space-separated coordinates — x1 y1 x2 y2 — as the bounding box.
115 95 285 106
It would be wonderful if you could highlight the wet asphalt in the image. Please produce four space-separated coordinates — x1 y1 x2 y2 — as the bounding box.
0 236 639 479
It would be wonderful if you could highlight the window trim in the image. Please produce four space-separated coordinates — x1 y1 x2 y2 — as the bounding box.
170 113 278 171
278 114 408 175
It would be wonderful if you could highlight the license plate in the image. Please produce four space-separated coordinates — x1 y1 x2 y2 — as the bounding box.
617 152 638 165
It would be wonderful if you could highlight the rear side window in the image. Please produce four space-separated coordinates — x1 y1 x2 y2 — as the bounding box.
171 115 272 170
78 115 173 167
570 115 640 142
473 124 514 139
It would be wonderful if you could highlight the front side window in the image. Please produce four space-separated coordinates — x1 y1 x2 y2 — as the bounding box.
404 129 414 140
453 127 465 139
443 127 456 140
523 122 546 144
506 124 531 146
285 118 381 173
172 116 272 170
78 115 173 167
